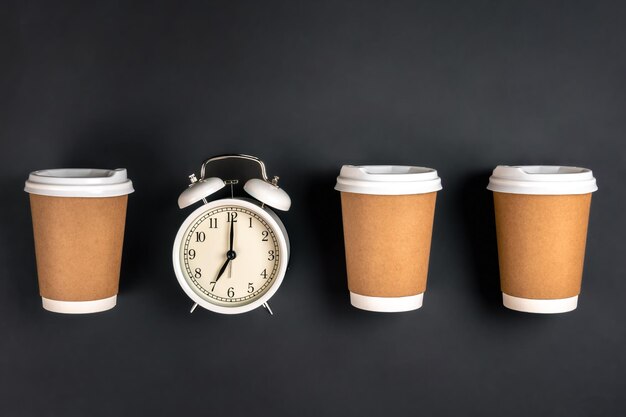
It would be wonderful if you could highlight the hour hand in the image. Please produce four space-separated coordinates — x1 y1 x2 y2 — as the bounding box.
215 258 230 283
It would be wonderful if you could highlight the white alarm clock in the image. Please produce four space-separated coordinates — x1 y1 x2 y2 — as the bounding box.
172 154 291 315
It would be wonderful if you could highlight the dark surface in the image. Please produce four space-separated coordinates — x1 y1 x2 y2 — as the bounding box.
2 1 625 416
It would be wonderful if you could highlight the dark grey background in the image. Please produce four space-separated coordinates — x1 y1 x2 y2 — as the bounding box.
1 1 625 416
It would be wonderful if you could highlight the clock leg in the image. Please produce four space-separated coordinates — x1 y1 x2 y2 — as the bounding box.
262 302 274 316
190 303 199 313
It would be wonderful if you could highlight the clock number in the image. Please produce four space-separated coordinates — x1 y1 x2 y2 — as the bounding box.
268 250 275 261
188 249 196 260
227 287 235 298
248 283 254 293
195 232 205 242
227 212 238 223
209 281 216 292
208 218 217 228
260 269 267 279
249 217 253 228
261 231 269 241
194 268 202 278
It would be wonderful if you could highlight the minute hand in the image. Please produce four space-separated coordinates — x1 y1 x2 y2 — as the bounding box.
228 216 235 278
229 216 234 252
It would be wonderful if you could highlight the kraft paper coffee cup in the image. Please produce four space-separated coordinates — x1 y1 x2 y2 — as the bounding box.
24 168 134 314
487 165 597 314
335 165 442 312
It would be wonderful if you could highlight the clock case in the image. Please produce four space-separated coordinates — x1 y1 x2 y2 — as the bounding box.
172 154 291 315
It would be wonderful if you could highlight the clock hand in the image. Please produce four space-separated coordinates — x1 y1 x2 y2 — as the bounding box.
229 216 234 252
217 219 237 283
215 257 230 283
228 217 235 278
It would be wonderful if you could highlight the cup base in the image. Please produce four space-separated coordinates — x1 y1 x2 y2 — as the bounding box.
41 295 117 314
350 292 423 312
502 293 578 314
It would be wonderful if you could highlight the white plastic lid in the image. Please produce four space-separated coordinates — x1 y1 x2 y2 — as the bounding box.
335 165 442 195
487 165 597 195
24 168 134 198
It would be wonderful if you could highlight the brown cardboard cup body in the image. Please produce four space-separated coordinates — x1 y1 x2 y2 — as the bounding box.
29 194 128 307
494 192 592 302
340 192 437 302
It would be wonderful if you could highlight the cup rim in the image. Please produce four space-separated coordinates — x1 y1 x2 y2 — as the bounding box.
25 168 134 198
487 165 597 195
335 164 442 195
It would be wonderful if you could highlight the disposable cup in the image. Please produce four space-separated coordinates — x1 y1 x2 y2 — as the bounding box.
487 165 597 313
335 165 442 312
25 168 134 314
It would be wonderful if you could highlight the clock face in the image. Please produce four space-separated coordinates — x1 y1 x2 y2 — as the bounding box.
179 204 281 307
